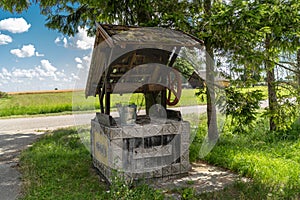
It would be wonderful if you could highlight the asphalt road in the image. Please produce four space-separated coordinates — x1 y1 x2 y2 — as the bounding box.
0 100 268 133
0 105 209 133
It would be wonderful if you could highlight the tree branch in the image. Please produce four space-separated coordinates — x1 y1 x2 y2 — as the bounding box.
273 61 300 75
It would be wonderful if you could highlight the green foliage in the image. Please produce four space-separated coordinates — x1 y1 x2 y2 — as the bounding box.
19 128 165 200
218 87 263 134
0 91 9 99
1 0 193 36
198 181 272 200
190 118 300 199
19 128 105 199
103 175 164 200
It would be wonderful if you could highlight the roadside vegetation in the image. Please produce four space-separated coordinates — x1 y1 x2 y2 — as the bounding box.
0 87 268 118
19 119 299 199
19 128 164 200
0 89 203 117
190 116 300 199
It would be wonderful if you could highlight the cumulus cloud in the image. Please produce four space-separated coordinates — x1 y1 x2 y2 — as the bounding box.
54 27 94 50
10 44 35 58
54 37 61 44
35 52 44 57
0 18 31 33
75 54 91 69
2 68 11 77
12 68 38 78
75 57 82 63
0 56 89 91
63 37 68 48
40 59 57 72
10 44 44 58
74 28 94 50
0 33 12 45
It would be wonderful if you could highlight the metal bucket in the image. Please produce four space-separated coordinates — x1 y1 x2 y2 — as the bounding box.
117 104 137 125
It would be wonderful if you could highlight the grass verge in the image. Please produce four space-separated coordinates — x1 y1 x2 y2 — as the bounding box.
19 112 299 199
190 118 300 199
19 128 164 200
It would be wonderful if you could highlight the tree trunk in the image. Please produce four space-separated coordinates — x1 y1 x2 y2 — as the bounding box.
265 34 277 131
297 48 300 87
206 43 218 141
204 0 218 141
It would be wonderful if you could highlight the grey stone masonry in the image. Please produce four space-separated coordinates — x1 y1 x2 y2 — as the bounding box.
91 115 191 182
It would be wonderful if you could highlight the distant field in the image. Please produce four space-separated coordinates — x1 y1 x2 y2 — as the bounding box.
0 89 204 117
0 87 268 117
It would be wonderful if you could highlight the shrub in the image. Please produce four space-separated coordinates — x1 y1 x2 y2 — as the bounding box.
0 91 8 99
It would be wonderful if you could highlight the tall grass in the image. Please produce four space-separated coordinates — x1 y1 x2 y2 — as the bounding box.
190 117 300 199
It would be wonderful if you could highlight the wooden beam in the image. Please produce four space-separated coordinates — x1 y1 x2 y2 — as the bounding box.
168 47 181 67
105 91 110 115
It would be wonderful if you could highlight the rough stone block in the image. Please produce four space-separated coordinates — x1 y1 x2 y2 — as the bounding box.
162 165 172 176
181 143 190 154
181 150 190 163
181 161 191 173
152 168 162 178
110 128 122 139
171 163 181 175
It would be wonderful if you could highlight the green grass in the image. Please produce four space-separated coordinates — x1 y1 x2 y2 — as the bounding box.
189 117 300 199
0 89 205 117
19 128 164 200
19 118 300 199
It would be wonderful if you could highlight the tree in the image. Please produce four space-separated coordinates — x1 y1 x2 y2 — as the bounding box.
0 0 192 36
209 0 300 131
1 0 223 141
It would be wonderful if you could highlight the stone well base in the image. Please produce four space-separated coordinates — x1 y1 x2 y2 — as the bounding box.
90 114 191 182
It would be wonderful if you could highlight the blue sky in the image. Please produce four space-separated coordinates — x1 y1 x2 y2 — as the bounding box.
0 5 94 92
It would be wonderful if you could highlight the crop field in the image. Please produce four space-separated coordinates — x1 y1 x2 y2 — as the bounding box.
0 86 270 117
0 89 204 117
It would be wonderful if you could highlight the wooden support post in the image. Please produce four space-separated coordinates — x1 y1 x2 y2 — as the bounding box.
105 88 110 115
99 93 104 113
161 89 167 109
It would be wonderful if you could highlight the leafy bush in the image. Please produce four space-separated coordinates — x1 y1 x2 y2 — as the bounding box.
0 91 8 98
218 87 263 134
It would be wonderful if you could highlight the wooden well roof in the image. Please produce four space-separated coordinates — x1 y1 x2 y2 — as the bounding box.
85 24 205 97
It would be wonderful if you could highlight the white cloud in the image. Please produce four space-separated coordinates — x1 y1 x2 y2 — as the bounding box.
75 57 84 69
54 37 61 44
75 57 82 63
71 73 80 80
0 33 12 45
54 27 94 50
63 37 68 48
83 56 90 62
10 44 35 58
35 52 44 57
74 54 91 70
0 18 31 33
10 44 44 58
76 64 84 69
40 59 57 72
74 28 94 50
56 70 66 78
12 68 38 78
2 68 11 77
